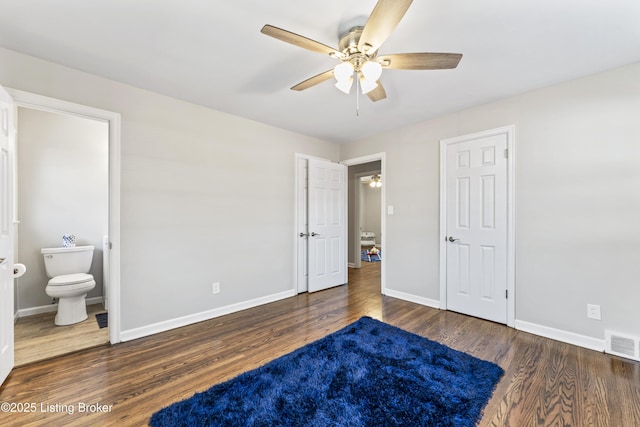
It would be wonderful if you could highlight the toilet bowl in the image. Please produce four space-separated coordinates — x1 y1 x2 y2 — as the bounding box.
42 246 96 326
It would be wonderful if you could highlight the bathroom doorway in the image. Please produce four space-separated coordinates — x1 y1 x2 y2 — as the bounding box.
9 90 120 365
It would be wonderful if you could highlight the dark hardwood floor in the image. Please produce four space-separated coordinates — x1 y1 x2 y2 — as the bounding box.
1 262 639 426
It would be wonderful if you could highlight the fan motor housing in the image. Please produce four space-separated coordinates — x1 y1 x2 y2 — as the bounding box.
338 26 364 55
338 26 378 68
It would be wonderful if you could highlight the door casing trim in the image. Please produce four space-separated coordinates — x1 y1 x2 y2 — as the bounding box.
7 88 122 343
341 153 386 295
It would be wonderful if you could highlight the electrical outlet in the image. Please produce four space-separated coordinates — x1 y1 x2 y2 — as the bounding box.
587 304 601 320
212 282 220 294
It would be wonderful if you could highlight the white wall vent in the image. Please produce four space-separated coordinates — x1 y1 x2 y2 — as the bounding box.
605 330 640 361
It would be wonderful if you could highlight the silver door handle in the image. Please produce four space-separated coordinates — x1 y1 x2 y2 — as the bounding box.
299 232 308 238
310 232 319 237
448 236 459 242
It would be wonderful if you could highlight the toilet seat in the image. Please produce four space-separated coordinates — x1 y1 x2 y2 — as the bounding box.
48 273 94 286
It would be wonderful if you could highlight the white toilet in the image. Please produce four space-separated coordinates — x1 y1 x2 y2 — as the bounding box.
41 245 96 326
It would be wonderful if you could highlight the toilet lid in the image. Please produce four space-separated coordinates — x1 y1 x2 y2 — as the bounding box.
48 273 94 286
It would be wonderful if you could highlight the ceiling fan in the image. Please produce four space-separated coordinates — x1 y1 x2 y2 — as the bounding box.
260 0 462 102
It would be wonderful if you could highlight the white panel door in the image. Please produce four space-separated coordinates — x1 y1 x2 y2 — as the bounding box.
308 159 347 293
0 85 15 386
446 134 507 323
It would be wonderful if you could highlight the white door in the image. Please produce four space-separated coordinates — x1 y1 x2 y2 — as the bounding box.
307 159 347 292
0 85 15 385
445 133 508 323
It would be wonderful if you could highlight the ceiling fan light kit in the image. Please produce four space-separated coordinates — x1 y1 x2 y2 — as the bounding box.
335 75 354 94
260 0 462 104
333 53 381 95
369 175 382 188
334 61 354 82
361 61 383 82
358 75 378 95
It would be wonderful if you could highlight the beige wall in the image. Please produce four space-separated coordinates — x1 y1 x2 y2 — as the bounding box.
4 44 638 345
341 62 640 341
0 47 339 334
360 182 381 246
17 107 108 310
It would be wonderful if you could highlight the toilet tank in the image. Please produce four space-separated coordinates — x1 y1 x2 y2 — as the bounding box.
41 245 95 278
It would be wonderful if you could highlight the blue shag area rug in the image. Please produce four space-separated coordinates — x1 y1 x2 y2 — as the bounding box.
361 250 382 262
149 317 503 427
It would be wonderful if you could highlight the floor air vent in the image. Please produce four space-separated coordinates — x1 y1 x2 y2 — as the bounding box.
605 331 640 361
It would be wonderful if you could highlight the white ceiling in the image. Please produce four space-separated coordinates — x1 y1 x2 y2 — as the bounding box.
1 0 639 144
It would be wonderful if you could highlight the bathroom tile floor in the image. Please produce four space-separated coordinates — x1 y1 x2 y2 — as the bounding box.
14 303 109 366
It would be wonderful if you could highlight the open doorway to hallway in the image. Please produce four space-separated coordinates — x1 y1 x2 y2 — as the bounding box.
343 153 385 294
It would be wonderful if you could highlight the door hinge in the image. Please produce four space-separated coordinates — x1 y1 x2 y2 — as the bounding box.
505 289 508 299
504 148 509 159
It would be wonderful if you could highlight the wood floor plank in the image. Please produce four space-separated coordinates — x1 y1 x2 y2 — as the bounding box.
1 262 639 426
14 304 109 366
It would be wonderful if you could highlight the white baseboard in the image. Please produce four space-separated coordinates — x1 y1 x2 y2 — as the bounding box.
383 288 441 309
379 290 604 353
348 262 356 268
17 296 105 318
515 320 605 352
119 289 297 342
86 297 104 307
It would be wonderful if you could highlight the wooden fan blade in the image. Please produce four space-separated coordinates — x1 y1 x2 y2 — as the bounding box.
358 0 413 54
366 81 387 102
291 70 335 91
261 25 339 56
378 53 463 70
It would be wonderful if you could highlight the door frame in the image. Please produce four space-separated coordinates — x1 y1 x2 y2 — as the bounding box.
341 153 386 294
439 125 515 327
294 154 310 293
7 88 122 344
351 167 382 269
